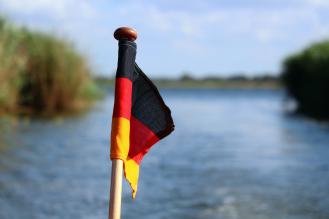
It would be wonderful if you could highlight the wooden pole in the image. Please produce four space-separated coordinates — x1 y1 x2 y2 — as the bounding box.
108 27 138 219
108 159 123 219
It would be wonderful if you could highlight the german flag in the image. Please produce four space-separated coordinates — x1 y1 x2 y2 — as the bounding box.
110 39 174 198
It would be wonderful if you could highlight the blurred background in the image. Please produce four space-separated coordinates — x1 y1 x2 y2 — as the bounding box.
1 0 329 218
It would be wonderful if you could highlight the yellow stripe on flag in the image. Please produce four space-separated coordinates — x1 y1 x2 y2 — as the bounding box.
111 117 140 198
124 158 140 199
110 117 130 161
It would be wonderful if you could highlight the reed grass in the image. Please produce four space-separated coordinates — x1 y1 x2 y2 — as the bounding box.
0 17 101 115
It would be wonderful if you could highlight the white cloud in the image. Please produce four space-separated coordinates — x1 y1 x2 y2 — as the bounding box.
129 4 328 44
171 39 209 54
306 0 329 7
2 0 327 44
0 0 328 75
0 0 96 20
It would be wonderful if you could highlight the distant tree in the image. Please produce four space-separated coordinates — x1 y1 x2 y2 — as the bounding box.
252 75 278 81
227 75 249 81
202 76 224 81
180 72 194 81
281 40 329 119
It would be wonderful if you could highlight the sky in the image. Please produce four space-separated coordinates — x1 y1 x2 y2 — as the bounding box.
0 0 329 78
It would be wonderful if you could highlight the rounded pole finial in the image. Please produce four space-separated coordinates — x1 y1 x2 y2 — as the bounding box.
114 27 137 41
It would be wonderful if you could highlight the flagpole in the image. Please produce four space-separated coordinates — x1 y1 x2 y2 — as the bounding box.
108 27 138 219
108 159 123 219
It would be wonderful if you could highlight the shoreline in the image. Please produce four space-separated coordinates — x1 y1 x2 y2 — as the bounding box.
96 78 281 90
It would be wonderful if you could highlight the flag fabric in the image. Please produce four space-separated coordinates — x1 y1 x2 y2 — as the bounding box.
110 39 174 198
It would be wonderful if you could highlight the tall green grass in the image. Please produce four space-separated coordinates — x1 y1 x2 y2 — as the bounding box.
0 17 101 115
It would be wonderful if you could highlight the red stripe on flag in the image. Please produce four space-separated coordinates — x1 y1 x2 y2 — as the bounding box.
113 77 132 119
129 116 159 164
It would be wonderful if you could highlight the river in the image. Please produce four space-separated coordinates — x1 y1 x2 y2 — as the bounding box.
0 89 329 219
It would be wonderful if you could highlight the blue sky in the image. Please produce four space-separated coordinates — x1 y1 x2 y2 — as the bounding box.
0 0 328 78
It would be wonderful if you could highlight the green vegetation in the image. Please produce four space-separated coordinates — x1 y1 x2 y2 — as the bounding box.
281 40 329 119
155 74 279 89
0 17 101 115
95 74 280 89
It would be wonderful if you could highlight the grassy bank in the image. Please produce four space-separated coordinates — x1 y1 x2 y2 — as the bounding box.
95 75 280 89
0 17 101 115
281 40 329 120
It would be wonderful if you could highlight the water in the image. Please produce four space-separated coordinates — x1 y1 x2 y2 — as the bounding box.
0 89 329 219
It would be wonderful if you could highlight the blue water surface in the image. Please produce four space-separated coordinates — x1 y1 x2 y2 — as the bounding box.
0 89 329 219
